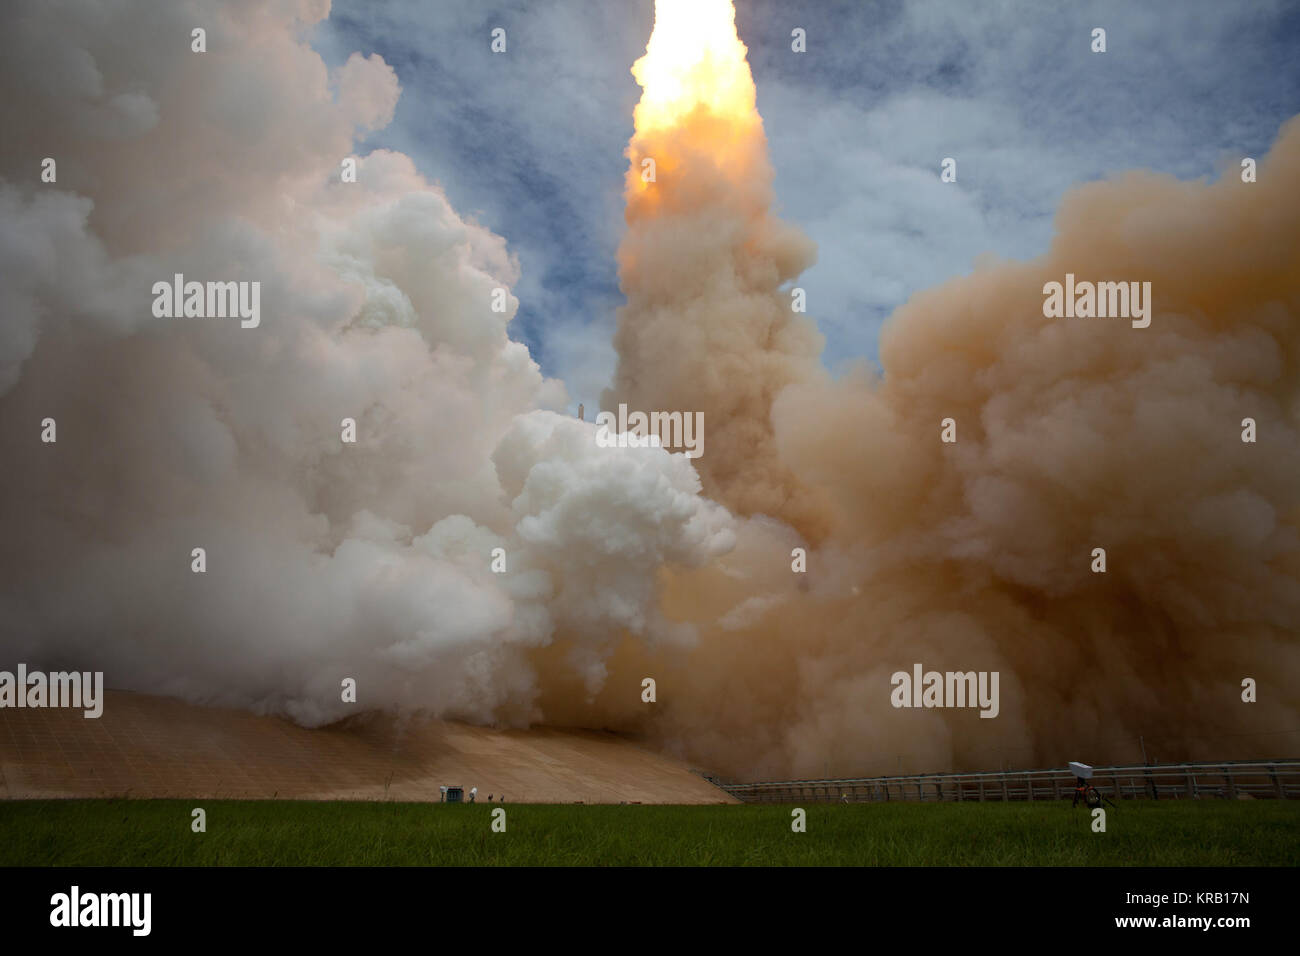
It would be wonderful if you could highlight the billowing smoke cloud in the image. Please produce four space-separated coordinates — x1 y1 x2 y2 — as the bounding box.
2 0 1297 781
588 0 1300 778
0 0 732 728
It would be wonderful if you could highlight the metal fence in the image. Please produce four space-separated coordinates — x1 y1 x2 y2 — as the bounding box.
716 760 1300 803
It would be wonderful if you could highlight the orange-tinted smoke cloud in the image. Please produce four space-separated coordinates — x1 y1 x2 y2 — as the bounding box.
585 0 1300 779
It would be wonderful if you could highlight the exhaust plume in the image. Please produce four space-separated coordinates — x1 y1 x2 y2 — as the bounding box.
603 0 829 539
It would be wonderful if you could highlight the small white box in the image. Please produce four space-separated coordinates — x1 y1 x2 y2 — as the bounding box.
1069 761 1093 779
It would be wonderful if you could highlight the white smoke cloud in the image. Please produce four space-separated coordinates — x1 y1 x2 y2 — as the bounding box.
0 0 733 730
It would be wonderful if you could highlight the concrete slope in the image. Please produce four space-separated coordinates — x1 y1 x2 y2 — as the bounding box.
0 690 734 804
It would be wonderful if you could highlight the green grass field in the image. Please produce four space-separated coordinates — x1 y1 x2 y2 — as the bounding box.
1 799 1295 866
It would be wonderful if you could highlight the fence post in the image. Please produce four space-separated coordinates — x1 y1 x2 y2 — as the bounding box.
1222 765 1236 799
1185 769 1195 799
1271 764 1283 799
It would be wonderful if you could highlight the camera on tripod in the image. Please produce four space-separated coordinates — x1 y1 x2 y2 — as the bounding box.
1069 761 1116 809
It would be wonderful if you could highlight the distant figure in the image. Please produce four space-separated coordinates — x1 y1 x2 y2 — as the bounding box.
470 786 478 803
439 785 448 804
488 794 493 802
501 795 505 804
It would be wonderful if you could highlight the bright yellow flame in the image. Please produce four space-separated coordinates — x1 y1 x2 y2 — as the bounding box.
631 0 757 134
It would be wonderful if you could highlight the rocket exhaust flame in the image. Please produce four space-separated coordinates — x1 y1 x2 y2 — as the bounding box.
630 0 758 135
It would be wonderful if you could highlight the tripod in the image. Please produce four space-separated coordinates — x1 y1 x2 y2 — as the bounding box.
1071 776 1117 809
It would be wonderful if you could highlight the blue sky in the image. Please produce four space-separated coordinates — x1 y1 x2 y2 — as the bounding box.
312 0 1300 405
